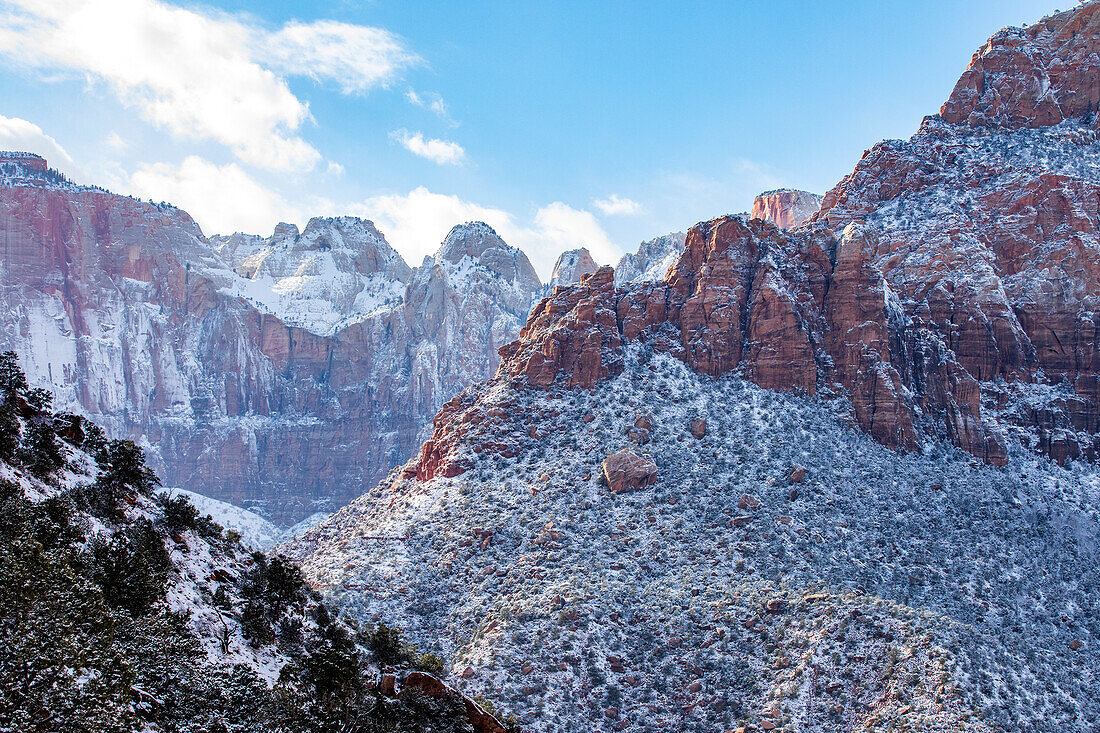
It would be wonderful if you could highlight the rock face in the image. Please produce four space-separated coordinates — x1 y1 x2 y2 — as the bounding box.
412 3 1100 470
614 232 686 285
940 4 1100 129
549 248 599 287
0 163 542 524
750 189 822 229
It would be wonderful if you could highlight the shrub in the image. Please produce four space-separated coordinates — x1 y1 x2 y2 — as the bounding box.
20 419 64 478
157 493 200 535
92 518 172 616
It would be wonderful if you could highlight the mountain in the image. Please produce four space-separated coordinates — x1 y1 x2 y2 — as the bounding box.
750 189 822 229
613 232 686 285
0 160 542 525
287 5 1100 732
0 350 512 732
549 248 599 288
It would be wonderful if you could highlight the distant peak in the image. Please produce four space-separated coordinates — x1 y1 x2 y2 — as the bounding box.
437 221 508 263
550 247 599 286
750 189 822 229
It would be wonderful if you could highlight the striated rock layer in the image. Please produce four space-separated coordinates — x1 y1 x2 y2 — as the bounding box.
0 162 542 524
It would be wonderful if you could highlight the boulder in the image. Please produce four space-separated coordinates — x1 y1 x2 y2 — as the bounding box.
690 417 707 439
601 450 658 493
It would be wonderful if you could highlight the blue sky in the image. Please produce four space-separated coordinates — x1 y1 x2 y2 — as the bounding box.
0 0 1068 276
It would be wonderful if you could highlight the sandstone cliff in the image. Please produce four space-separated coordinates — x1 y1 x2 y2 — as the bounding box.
414 3 1100 470
750 188 822 229
0 163 542 524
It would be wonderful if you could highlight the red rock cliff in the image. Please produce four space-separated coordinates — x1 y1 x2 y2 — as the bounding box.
413 3 1100 476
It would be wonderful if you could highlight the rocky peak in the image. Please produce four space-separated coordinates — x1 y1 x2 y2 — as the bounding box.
433 221 541 290
271 221 300 242
941 1 1100 129
291 216 411 281
614 231 686 285
750 188 822 229
549 247 599 287
437 221 508 263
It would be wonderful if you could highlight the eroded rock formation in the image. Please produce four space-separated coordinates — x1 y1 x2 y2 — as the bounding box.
411 2 1100 474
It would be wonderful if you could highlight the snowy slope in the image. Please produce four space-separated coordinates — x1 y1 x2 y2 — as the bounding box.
289 348 1100 733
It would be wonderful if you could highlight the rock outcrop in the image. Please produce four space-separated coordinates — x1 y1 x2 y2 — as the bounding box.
940 4 1100 129
750 189 822 229
0 163 543 524
412 3 1100 472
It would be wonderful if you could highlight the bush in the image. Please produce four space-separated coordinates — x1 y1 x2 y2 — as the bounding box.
92 518 172 616
239 553 308 647
366 622 407 667
157 493 200 535
20 419 64 478
416 652 447 676
96 440 159 497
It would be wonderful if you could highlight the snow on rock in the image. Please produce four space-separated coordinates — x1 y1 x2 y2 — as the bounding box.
288 347 1100 733
0 157 543 525
613 232 685 285
169 488 281 549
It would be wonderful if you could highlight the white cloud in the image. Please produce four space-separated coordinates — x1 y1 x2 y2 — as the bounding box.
0 114 78 175
0 0 418 171
391 129 466 165
126 156 297 236
353 186 511 264
406 89 454 123
264 20 419 94
352 187 622 278
104 131 127 151
592 194 642 216
326 161 345 176
531 202 620 266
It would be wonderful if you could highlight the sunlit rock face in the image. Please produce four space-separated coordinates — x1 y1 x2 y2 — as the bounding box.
415 2 1100 475
0 161 543 524
548 248 599 287
750 189 822 229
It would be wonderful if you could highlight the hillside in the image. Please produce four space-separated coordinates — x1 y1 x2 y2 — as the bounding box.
289 347 1099 732
286 5 1100 733
0 350 512 732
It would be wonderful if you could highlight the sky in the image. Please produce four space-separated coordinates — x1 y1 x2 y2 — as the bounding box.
0 0 1070 278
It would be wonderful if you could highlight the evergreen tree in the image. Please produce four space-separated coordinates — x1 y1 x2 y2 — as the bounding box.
92 519 172 616
20 419 64 479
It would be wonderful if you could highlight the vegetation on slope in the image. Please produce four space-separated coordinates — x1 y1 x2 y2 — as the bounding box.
0 351 510 733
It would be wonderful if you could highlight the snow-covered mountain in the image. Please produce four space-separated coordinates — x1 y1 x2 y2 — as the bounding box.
0 163 543 525
613 232 686 285
286 5 1100 732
